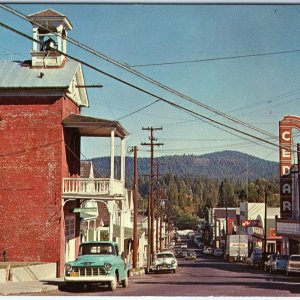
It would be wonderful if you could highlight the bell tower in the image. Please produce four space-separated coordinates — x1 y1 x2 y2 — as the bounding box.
29 9 73 68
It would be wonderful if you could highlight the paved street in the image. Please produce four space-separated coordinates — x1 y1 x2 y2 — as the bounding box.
18 254 300 297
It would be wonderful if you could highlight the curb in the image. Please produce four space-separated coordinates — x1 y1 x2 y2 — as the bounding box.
0 281 61 295
0 269 145 295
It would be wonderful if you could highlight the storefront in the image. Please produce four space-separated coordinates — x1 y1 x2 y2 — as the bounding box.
276 219 300 255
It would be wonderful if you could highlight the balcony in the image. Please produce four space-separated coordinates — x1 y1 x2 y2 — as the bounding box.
62 178 125 199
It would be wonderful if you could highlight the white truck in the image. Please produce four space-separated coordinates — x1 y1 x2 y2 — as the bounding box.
225 235 248 263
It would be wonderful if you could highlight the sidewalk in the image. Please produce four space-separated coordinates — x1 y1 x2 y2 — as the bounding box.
0 278 64 295
0 269 145 295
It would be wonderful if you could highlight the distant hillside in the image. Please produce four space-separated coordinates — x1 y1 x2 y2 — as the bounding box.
91 150 278 182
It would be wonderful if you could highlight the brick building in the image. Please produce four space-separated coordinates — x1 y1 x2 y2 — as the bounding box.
0 9 129 277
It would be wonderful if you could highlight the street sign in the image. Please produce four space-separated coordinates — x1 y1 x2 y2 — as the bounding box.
241 220 261 228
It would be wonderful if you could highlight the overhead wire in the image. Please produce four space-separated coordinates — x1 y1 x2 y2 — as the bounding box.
0 4 283 143
0 20 288 155
116 99 160 121
130 49 300 68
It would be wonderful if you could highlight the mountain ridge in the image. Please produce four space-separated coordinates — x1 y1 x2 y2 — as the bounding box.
91 150 279 181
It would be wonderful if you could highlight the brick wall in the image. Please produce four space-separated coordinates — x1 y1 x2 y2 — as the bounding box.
0 95 80 276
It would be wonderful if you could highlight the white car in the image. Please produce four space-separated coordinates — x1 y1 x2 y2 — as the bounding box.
150 251 178 273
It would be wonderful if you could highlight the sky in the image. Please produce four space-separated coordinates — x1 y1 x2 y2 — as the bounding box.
1 2 300 162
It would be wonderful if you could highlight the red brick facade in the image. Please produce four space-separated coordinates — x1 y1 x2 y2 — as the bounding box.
0 94 81 276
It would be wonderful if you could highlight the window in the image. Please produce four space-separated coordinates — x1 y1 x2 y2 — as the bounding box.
65 217 75 239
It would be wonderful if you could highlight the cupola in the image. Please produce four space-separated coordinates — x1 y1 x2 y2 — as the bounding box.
28 9 73 68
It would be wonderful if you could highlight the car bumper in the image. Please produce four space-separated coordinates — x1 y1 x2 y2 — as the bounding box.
151 265 177 272
286 268 300 273
64 274 115 283
274 266 286 271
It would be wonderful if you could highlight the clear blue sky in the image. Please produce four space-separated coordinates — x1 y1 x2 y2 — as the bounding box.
1 3 300 162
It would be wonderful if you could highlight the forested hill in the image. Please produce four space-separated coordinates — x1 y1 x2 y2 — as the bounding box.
91 150 278 181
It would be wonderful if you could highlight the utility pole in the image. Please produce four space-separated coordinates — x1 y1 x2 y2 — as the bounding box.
147 193 151 269
223 182 228 255
131 146 138 269
154 162 165 253
141 127 163 261
264 187 268 254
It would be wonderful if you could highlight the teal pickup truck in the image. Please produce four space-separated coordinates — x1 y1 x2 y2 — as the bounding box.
64 241 131 291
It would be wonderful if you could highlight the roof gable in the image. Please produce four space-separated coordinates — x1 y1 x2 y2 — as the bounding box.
29 9 65 18
28 9 72 31
0 60 89 107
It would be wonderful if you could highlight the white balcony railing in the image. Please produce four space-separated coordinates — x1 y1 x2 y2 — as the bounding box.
63 178 124 197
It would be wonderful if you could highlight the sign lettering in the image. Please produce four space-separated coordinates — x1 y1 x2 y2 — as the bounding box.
279 117 299 219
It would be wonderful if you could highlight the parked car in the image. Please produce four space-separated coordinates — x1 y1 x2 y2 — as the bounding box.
203 247 214 255
286 254 300 276
64 241 130 291
264 253 277 273
214 248 224 257
246 249 263 269
150 251 178 273
270 254 289 273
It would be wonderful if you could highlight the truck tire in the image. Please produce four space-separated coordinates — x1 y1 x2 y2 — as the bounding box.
108 274 118 291
121 275 128 288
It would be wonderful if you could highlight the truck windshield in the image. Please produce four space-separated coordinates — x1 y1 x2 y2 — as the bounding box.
80 243 115 255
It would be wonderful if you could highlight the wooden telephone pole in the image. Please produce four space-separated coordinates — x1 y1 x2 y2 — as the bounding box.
154 162 165 253
132 146 138 269
141 127 163 261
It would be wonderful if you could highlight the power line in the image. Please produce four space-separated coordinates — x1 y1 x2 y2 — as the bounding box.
116 99 160 121
130 49 300 68
0 4 281 142
0 20 288 154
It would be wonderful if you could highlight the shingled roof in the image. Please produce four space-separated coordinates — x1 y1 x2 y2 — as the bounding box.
28 9 73 31
29 8 65 18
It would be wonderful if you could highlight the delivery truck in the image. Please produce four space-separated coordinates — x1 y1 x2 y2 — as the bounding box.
225 234 248 263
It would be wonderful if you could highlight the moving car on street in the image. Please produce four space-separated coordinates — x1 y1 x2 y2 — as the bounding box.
185 250 197 261
150 251 178 273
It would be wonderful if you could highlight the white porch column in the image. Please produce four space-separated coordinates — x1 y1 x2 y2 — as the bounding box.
110 130 115 194
107 201 114 241
120 205 124 253
110 130 115 180
121 138 125 182
109 213 113 241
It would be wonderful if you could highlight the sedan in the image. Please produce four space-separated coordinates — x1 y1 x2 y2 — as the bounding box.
270 254 289 273
286 254 300 276
203 247 214 255
150 251 178 273
214 248 224 257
